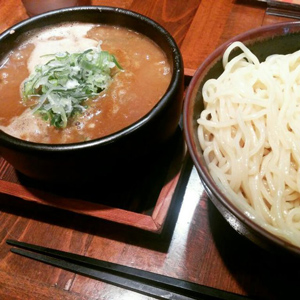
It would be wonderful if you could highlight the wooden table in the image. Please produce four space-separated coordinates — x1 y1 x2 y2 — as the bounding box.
0 1 299 299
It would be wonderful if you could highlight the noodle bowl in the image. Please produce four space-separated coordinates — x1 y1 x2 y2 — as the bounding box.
198 41 300 247
184 22 300 255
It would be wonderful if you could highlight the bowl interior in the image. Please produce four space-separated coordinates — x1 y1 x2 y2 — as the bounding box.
184 21 300 257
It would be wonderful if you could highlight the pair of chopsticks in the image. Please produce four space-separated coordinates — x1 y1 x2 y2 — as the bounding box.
266 7 300 19
7 239 253 300
252 0 300 20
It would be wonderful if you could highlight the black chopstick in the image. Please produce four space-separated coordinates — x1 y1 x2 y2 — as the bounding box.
7 239 254 300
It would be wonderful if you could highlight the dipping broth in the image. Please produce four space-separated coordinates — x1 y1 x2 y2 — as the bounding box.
0 23 172 144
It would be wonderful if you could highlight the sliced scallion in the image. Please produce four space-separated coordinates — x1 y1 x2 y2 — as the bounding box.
22 43 122 128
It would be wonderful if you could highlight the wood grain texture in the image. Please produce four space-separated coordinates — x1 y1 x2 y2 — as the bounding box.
0 0 27 33
180 0 268 69
94 0 202 46
1 1 300 299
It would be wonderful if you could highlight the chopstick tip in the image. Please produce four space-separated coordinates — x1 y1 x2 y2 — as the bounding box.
6 239 15 245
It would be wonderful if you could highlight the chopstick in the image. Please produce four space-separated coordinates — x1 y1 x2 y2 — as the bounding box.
6 239 253 300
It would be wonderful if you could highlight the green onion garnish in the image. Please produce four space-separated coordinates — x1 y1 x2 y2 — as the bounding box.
22 43 122 128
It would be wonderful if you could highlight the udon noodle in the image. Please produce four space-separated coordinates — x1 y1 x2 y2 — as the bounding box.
198 41 300 247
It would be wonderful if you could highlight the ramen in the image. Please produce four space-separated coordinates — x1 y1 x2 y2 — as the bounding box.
198 41 300 247
0 23 171 144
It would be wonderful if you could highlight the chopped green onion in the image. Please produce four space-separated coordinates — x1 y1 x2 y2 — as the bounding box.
22 43 122 128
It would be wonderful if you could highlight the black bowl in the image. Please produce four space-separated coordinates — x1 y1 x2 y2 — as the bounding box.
183 21 300 257
0 6 184 183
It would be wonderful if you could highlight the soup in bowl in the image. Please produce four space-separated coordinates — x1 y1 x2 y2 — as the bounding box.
184 22 300 257
0 6 184 183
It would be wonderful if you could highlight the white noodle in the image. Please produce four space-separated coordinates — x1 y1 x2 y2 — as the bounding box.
198 41 300 247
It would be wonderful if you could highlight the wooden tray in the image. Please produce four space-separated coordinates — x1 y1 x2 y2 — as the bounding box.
0 129 193 233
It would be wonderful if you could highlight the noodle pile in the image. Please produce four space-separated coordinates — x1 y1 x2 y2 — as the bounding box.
198 41 300 247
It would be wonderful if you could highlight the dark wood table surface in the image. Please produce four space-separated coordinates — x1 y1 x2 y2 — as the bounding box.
0 1 299 299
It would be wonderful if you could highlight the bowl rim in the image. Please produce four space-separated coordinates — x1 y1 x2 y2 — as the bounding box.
0 5 183 151
183 20 300 256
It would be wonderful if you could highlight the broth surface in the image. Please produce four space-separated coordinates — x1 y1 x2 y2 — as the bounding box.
0 23 171 143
